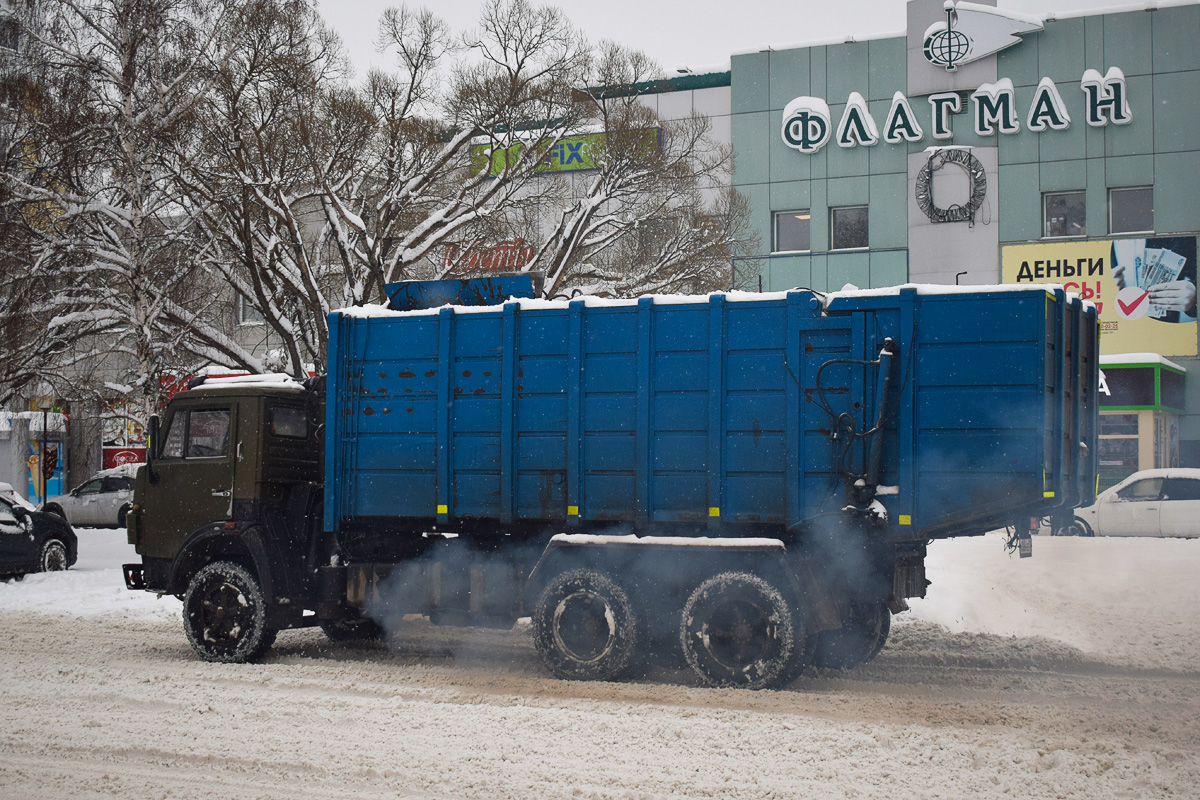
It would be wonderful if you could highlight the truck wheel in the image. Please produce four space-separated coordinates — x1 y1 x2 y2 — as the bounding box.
38 539 69 572
182 561 277 663
320 617 385 643
532 568 642 682
811 602 891 670
680 571 796 690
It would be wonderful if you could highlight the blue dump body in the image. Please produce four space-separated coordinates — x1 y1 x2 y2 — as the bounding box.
324 285 1098 541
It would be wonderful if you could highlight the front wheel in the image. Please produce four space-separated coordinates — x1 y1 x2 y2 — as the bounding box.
532 568 642 682
182 561 276 663
38 539 69 572
680 571 797 690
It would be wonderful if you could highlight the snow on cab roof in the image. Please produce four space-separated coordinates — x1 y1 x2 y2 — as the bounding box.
188 373 306 392
335 283 1080 318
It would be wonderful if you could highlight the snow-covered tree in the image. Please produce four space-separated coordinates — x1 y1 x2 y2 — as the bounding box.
175 0 351 377
317 0 592 289
0 0 257 413
2 0 754 407
521 43 754 296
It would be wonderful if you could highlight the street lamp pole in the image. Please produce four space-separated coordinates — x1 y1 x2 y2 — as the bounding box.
41 405 49 503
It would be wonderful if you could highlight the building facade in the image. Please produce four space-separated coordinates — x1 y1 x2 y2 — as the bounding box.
731 0 1200 481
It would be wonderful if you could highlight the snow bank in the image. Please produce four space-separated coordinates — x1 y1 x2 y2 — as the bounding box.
0 528 180 622
906 531 1200 672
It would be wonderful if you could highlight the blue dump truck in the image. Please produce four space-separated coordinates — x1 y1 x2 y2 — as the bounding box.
125 280 1098 689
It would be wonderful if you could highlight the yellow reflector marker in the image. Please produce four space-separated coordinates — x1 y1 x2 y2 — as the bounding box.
899 515 912 526
567 505 579 516
709 507 720 517
1044 491 1055 498
437 504 448 514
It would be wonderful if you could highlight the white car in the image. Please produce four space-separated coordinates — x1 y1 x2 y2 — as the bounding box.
41 463 139 528
1069 468 1200 538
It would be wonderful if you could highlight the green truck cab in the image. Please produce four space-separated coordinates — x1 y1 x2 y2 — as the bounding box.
125 378 327 660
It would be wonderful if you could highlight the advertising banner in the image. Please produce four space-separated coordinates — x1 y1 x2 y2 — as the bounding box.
102 398 146 470
470 129 659 178
26 440 64 505
1001 236 1198 357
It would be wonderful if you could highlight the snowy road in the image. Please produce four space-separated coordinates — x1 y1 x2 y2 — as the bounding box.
1 531 1198 798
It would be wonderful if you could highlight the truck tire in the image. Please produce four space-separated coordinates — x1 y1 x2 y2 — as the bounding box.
182 561 277 663
532 568 642 682
320 617 385 643
811 602 891 670
680 571 797 690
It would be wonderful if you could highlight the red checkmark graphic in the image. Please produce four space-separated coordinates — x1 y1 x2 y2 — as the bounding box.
1117 290 1149 316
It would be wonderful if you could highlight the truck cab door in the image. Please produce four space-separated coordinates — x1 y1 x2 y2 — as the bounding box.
137 403 237 561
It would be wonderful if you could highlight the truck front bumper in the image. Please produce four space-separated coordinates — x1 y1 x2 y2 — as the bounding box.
123 563 146 590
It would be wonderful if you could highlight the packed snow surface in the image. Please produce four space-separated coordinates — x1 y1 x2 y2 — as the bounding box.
1 529 1197 798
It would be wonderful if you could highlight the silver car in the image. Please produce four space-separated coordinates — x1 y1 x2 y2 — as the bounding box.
1068 468 1200 538
42 465 138 528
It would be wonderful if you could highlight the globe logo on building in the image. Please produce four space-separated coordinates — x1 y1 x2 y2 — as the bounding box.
923 2 970 71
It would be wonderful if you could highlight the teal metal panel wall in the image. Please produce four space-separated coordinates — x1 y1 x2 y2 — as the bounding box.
998 164 1040 242
732 37 908 291
1153 4 1200 72
731 5 1200 281
731 52 769 113
750 249 908 293
1155 151 1200 234
731 111 770 185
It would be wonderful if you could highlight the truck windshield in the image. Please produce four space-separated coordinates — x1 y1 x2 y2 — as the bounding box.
160 409 231 459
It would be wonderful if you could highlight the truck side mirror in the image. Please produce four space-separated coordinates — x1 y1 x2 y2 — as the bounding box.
146 415 160 484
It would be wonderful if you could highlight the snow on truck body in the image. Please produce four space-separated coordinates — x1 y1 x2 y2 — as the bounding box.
125 280 1099 688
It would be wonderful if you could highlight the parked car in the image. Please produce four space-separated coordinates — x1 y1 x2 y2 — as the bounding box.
0 482 36 511
0 494 77 577
1066 468 1200 538
41 463 138 528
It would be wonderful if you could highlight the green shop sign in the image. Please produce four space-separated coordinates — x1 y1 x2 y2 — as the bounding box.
470 129 658 177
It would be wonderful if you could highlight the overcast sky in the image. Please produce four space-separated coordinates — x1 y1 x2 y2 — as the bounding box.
319 0 1137 80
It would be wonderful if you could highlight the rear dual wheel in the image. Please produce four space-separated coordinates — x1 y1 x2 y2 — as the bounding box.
533 566 806 690
680 571 799 690
811 601 891 670
321 616 385 643
532 568 642 682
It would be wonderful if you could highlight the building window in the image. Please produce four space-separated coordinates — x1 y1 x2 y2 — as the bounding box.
238 295 265 326
0 20 18 52
1044 191 1086 238
1110 187 1153 234
773 210 810 252
830 206 869 250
